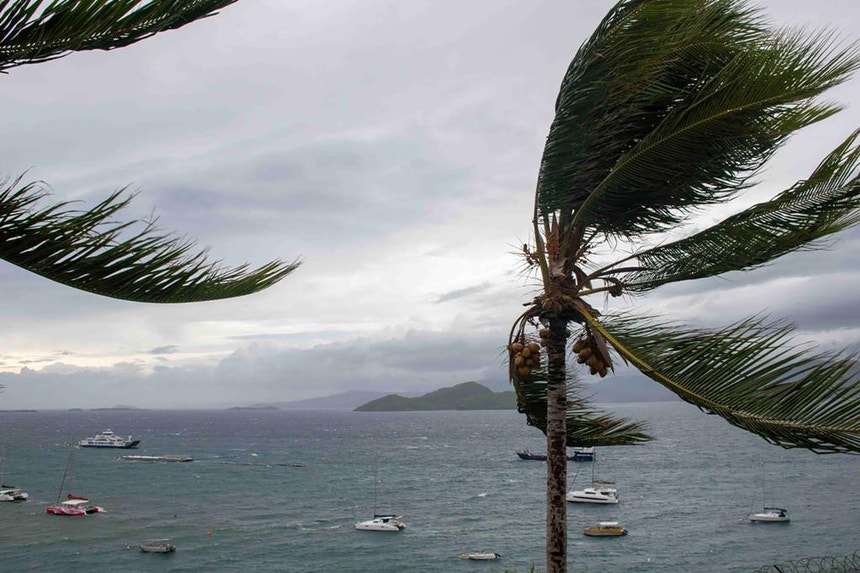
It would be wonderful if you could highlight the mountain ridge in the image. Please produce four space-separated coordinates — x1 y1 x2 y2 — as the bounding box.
354 381 516 411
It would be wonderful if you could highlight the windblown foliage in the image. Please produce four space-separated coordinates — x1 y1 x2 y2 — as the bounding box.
0 0 299 302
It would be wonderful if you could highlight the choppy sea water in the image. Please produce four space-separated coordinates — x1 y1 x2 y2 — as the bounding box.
0 402 858 572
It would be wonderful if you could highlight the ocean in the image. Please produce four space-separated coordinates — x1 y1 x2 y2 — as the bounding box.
0 402 857 572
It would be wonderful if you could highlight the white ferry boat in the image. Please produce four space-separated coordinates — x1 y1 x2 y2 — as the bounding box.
78 430 140 449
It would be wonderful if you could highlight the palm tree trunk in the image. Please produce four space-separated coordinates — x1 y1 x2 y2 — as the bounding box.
545 315 569 573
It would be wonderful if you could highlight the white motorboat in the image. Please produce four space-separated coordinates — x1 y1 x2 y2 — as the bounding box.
461 552 501 560
0 487 29 501
567 486 619 504
354 514 406 532
749 507 790 523
78 430 140 449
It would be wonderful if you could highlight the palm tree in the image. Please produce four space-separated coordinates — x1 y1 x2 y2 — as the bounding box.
0 1 299 305
507 2 860 571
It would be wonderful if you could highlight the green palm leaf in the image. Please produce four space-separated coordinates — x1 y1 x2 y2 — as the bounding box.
624 128 860 291
0 178 299 302
537 0 859 242
587 313 860 453
0 0 239 71
511 368 651 447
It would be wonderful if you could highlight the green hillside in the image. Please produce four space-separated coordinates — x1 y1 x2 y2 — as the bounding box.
354 381 516 411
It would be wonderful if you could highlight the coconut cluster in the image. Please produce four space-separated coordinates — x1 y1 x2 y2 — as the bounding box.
572 336 608 378
510 339 542 378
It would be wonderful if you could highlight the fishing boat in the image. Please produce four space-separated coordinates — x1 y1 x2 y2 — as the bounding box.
748 465 790 523
583 521 628 537
460 552 501 560
139 539 177 553
45 448 103 516
78 429 140 449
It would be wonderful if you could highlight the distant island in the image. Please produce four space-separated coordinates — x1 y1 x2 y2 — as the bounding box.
354 381 516 411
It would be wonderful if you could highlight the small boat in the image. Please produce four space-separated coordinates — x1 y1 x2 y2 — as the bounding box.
355 461 405 532
572 447 595 461
748 465 789 523
354 514 406 532
0 487 28 502
460 552 501 560
583 521 628 537
749 507 790 523
567 453 618 504
516 449 582 461
120 455 193 462
139 539 176 553
78 430 140 449
0 445 28 501
566 486 618 504
46 449 103 516
46 498 104 516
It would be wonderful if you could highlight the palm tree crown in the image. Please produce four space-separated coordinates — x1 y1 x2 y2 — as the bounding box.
508 2 860 571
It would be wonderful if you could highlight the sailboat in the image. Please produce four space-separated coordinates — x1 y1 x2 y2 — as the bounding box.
354 462 405 532
567 450 618 504
748 465 789 523
0 444 29 502
46 446 104 516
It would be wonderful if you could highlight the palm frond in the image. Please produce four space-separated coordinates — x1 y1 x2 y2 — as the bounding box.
624 128 860 291
0 177 299 302
587 313 860 453
537 0 859 242
0 0 238 72
511 368 652 447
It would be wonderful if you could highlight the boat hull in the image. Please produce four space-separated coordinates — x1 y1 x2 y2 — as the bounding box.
567 488 619 504
583 521 627 537
79 440 140 449
355 515 406 532
461 553 500 560
749 513 790 522
46 505 103 516
583 528 627 537
140 543 176 553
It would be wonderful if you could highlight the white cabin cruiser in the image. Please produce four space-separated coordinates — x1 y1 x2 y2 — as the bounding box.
567 486 619 504
354 514 406 532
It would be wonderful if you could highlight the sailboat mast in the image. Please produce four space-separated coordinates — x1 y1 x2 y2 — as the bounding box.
55 447 74 505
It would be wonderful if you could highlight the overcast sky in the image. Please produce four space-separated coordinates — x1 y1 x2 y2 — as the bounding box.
0 0 858 409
